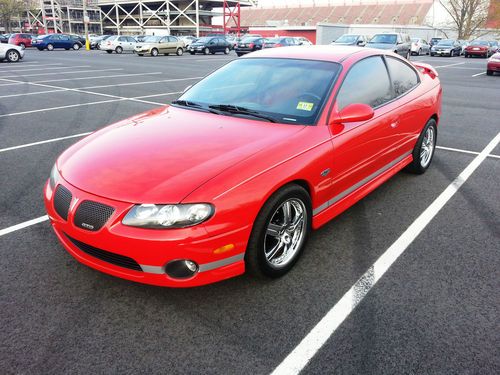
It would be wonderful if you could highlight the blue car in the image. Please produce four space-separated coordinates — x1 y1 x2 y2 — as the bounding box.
33 34 83 51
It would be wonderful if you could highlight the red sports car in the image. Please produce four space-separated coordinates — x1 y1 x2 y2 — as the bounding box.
44 46 442 287
487 52 500 75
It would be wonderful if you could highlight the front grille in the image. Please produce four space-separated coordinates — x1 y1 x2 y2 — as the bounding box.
74 200 115 231
53 185 72 221
64 233 143 272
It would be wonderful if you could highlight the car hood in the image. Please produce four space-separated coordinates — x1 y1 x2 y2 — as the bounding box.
366 43 396 50
58 106 305 204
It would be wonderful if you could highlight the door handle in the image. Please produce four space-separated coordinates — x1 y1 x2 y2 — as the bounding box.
390 120 399 128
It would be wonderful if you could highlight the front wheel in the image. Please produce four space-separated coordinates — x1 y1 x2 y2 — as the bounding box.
115 46 123 54
203 47 210 55
418 48 422 56
224 47 229 54
405 119 437 174
73 43 80 50
246 184 311 278
6 49 20 62
151 48 158 57
486 70 493 76
47 43 54 51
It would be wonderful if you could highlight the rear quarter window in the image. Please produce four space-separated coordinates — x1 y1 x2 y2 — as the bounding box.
386 57 420 97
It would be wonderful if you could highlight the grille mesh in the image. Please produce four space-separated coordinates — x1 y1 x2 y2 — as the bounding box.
64 233 143 272
74 200 115 231
53 185 72 221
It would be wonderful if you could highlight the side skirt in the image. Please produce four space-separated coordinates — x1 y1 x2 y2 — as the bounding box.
312 153 413 229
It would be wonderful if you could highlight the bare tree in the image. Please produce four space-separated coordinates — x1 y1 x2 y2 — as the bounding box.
0 0 34 33
439 0 491 39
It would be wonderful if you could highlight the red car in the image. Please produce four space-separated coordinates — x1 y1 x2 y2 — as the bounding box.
44 46 442 287
487 52 500 75
8 33 34 49
464 40 493 58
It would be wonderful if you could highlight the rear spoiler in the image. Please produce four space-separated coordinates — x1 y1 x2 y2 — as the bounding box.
413 62 439 79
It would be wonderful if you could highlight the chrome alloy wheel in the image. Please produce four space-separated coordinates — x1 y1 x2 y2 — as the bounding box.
7 50 19 62
420 126 435 168
264 198 307 267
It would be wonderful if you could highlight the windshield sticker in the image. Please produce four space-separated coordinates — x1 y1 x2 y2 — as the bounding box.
296 102 314 111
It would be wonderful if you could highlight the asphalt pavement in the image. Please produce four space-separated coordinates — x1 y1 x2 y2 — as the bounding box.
0 49 499 374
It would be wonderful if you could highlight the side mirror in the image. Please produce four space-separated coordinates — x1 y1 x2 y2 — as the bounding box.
330 103 374 124
357 40 364 45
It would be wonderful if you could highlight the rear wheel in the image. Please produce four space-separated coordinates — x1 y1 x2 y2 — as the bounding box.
224 47 230 54
405 119 437 174
246 184 311 278
115 46 123 54
486 70 493 76
47 43 54 51
176 47 183 56
203 47 210 55
418 48 422 56
151 48 158 57
6 49 20 62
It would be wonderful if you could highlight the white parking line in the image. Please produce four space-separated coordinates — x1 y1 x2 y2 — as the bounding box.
0 64 77 72
134 91 182 99
0 72 162 86
434 62 466 68
271 132 500 375
472 72 486 77
1 61 43 65
437 145 500 159
0 132 93 153
1 68 121 79
0 216 48 237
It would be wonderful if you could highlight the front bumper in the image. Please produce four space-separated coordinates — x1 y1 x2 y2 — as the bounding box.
466 49 488 56
44 179 248 287
487 60 500 72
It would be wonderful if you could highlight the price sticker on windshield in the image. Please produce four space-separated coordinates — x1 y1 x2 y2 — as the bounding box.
296 101 314 111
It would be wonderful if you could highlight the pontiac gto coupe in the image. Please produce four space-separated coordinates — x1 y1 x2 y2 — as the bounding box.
44 46 442 287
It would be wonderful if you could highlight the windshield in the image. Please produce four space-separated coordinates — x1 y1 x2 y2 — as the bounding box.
471 40 489 46
194 37 212 43
437 40 454 46
266 38 281 43
175 58 340 125
369 34 397 44
144 36 162 43
335 35 357 43
241 37 260 43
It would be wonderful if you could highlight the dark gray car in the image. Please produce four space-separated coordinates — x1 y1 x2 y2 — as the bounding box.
366 33 412 59
331 34 368 46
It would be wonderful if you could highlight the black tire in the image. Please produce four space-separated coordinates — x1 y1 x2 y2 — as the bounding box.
236 53 243 57
465 53 468 58
486 70 493 76
176 47 183 56
115 46 123 54
37 47 43 51
405 118 437 174
189 52 195 55
245 184 312 278
47 43 54 51
106 50 112 54
73 43 80 50
203 47 210 55
137 54 143 56
6 49 20 62
430 53 435 56
224 47 229 54
151 48 158 57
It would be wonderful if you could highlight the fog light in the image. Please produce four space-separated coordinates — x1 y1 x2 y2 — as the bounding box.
165 259 198 279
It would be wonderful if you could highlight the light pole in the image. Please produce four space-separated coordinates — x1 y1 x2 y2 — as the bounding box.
83 0 90 50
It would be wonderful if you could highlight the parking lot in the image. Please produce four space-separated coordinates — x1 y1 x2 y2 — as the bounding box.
1 49 499 374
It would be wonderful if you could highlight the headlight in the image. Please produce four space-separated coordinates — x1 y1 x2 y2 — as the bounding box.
49 163 60 189
122 203 214 228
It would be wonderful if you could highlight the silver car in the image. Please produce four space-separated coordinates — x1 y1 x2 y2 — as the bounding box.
0 43 24 62
101 35 137 54
411 38 430 56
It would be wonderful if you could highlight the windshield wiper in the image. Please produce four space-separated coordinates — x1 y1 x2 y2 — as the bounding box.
208 104 277 123
171 99 204 108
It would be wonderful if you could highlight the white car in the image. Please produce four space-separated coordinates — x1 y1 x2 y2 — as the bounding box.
101 35 137 54
0 43 24 62
411 38 430 56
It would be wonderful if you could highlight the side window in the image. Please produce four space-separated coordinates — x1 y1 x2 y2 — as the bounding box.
61 35 69 41
336 56 392 110
127 37 135 42
118 36 126 42
386 57 419 97
169 36 177 42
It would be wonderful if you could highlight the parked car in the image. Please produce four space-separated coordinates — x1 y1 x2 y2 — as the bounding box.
44 46 441 287
331 34 368 46
134 35 147 43
135 35 185 56
295 37 313 45
188 37 231 55
464 40 493 58
0 34 11 43
93 35 113 49
226 36 240 49
458 40 469 55
180 36 197 48
430 39 462 57
101 35 137 54
429 37 442 47
33 34 83 51
0 42 24 62
69 34 86 45
235 37 266 56
411 38 430 55
263 37 300 48
366 33 411 59
487 52 500 75
488 40 498 53
8 33 34 49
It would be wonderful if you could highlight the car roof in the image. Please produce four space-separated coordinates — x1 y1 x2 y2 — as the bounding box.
243 45 368 63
